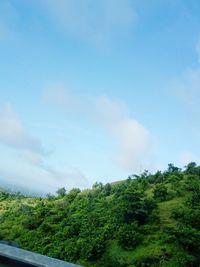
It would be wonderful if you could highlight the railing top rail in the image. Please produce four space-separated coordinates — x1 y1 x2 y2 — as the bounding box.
0 243 82 267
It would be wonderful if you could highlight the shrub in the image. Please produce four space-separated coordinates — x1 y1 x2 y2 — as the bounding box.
117 222 142 250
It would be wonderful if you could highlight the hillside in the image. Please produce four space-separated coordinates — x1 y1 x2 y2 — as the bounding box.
0 162 200 266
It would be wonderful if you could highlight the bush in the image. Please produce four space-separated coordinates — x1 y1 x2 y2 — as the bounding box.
117 222 142 250
153 184 168 201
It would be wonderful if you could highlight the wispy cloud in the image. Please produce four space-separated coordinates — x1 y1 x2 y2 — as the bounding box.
38 0 136 46
0 103 89 193
0 164 87 194
23 150 89 191
0 104 46 155
44 85 152 172
43 83 83 113
0 1 18 41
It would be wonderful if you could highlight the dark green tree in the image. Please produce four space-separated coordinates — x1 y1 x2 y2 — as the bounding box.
56 187 66 197
117 221 142 250
153 184 168 201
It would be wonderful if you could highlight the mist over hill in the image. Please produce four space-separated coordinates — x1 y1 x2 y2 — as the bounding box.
0 177 45 197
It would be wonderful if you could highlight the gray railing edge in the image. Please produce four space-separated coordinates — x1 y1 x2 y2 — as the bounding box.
0 243 82 267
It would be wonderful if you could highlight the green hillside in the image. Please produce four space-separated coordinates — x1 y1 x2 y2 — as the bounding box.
0 162 200 266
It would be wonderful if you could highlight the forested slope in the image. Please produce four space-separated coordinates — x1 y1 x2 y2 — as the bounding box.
0 162 200 266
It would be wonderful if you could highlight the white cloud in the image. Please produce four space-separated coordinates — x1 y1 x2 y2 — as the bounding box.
44 86 152 173
0 103 89 193
0 104 46 155
0 148 88 194
22 150 89 191
23 150 44 166
96 96 150 171
38 0 136 46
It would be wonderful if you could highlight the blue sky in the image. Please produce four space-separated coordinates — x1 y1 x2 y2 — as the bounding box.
0 0 200 193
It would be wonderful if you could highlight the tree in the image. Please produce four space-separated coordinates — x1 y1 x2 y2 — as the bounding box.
117 222 142 250
153 184 168 201
185 162 200 175
116 182 152 224
167 163 181 173
103 183 112 196
92 182 103 190
56 187 66 197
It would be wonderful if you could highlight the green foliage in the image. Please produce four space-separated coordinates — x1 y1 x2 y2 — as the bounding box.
117 222 142 250
167 163 181 174
2 163 200 266
153 184 168 201
185 162 199 175
56 187 66 197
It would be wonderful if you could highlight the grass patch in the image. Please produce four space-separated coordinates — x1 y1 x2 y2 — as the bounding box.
157 197 184 226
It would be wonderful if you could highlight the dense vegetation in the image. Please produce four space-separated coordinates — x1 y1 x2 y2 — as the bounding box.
1 162 200 266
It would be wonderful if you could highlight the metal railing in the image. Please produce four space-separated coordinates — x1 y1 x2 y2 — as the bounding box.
0 243 82 267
